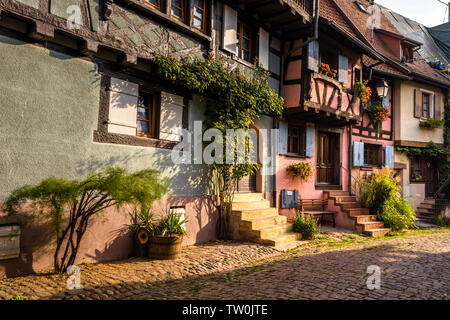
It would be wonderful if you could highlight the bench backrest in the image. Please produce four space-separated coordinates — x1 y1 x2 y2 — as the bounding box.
298 199 327 211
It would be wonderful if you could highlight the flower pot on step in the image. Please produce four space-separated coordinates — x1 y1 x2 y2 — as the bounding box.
148 235 183 260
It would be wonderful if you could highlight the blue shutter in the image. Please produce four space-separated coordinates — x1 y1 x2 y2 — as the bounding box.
385 145 394 169
307 40 319 73
353 142 364 167
305 126 315 158
278 121 288 155
338 55 349 84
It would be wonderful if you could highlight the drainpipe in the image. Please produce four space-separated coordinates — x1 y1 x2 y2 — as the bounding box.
272 118 277 208
348 124 353 196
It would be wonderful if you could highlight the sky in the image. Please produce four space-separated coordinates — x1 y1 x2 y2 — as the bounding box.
376 0 449 27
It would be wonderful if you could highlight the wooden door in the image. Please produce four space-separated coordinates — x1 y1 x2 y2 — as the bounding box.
317 133 336 184
425 160 438 197
237 174 257 193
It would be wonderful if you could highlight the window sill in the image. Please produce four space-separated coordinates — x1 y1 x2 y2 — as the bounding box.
361 165 382 171
410 180 425 184
283 154 307 159
93 130 177 150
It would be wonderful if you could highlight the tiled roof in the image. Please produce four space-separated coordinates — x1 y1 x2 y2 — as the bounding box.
319 0 359 38
330 0 450 86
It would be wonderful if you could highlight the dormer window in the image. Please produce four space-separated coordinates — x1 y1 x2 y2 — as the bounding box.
355 1 369 14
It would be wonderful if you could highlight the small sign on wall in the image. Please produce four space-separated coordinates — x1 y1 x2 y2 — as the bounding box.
0 224 21 260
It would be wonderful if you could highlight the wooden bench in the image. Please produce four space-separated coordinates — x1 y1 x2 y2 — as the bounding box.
298 199 336 227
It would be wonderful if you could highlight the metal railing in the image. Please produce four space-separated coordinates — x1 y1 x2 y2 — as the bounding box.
434 178 450 199
287 0 314 15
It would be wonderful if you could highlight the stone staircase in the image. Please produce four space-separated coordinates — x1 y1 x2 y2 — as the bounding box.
416 198 450 223
324 190 391 237
229 193 301 250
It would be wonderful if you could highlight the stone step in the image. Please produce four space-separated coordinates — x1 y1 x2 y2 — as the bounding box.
417 207 442 214
353 215 378 223
261 232 301 248
358 221 385 232
233 193 264 202
232 208 279 220
424 199 450 205
363 228 391 237
330 196 357 203
416 215 435 221
232 200 271 211
344 208 371 216
324 190 350 197
338 202 365 209
251 223 293 239
419 202 447 209
240 215 287 230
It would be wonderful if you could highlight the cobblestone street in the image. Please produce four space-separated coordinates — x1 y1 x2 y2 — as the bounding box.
0 230 449 300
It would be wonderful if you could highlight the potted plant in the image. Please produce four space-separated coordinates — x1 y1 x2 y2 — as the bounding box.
368 102 389 139
130 206 156 258
355 80 372 104
319 63 337 80
286 161 313 183
149 210 188 260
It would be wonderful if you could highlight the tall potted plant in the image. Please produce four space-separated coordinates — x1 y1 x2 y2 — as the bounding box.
149 210 188 260
130 206 156 258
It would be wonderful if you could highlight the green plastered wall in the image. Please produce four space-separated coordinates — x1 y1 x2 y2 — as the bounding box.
0 34 211 201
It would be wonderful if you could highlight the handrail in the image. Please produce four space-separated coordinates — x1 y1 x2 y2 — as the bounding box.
434 178 450 199
339 164 362 196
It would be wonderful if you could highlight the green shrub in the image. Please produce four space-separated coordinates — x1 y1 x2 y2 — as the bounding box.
432 216 450 227
157 210 188 237
358 167 415 231
293 210 320 240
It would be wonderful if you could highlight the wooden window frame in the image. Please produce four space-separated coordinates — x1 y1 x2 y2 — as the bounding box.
191 0 207 33
410 156 426 183
422 92 431 119
171 0 187 23
363 143 382 167
137 91 158 139
144 0 162 11
287 125 306 157
236 19 253 63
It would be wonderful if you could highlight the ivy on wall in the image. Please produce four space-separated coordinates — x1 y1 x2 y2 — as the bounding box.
154 56 284 239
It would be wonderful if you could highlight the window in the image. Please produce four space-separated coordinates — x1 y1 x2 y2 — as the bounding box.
364 144 381 166
144 0 162 11
192 0 207 32
354 1 369 14
422 93 431 118
288 126 306 156
236 20 253 62
137 92 157 138
410 156 425 182
319 47 338 72
171 0 186 23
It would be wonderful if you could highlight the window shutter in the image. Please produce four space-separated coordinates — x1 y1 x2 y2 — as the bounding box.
307 40 319 73
222 5 237 55
258 28 269 69
108 77 139 136
434 93 442 120
385 145 394 169
353 141 364 167
338 55 349 84
159 92 184 142
414 89 422 118
305 126 315 158
278 121 288 155
382 88 390 107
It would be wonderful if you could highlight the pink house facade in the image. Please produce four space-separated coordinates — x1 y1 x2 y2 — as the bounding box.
274 2 395 233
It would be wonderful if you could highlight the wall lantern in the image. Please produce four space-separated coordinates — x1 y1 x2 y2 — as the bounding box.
376 80 389 98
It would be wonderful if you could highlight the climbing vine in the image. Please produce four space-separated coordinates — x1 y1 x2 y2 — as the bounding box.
154 56 284 239
396 141 450 193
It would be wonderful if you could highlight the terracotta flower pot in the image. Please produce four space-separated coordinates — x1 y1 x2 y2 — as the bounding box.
148 235 183 260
